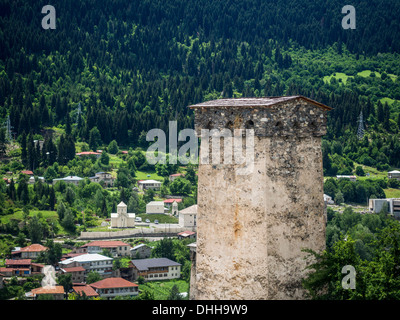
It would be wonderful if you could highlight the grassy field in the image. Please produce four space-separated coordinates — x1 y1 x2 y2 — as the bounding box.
138 279 189 300
384 188 400 198
109 154 124 167
323 69 398 85
135 170 164 181
0 209 58 224
323 72 352 85
0 209 68 235
136 213 178 224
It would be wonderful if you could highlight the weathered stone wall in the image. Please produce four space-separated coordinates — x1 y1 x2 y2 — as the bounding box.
190 98 328 300
193 99 328 138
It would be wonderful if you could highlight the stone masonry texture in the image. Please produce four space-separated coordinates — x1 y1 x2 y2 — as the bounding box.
188 96 331 300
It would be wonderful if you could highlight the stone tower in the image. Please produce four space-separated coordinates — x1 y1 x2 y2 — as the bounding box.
188 96 331 300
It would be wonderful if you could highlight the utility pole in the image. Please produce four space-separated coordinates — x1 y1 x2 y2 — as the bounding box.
357 111 365 140
3 115 13 142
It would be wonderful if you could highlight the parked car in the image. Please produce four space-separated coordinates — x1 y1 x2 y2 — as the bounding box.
154 219 159 224
145 219 150 223
135 217 142 222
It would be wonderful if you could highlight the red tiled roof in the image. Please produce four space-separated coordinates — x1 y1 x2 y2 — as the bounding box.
73 285 99 297
62 266 85 273
76 151 101 156
169 173 184 177
6 259 31 266
21 170 34 175
90 277 138 289
31 263 45 268
81 240 130 248
19 244 48 252
31 286 64 295
163 199 182 203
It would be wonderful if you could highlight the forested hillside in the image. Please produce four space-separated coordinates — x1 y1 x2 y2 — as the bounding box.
0 0 400 174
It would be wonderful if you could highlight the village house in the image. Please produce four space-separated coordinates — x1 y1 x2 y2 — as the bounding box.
163 198 182 208
11 243 48 259
388 170 400 180
60 266 85 283
58 253 113 280
111 202 135 228
29 286 64 300
79 240 131 257
1 259 44 277
169 173 185 181
52 175 83 186
76 151 102 159
146 201 165 214
130 258 181 281
89 277 139 299
177 230 196 240
88 172 116 187
137 179 162 191
28 176 45 184
324 194 334 205
72 284 99 298
336 175 357 182
20 170 34 176
130 243 152 259
178 204 197 228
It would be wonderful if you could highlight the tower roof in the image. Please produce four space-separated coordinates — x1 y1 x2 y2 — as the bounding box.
117 201 127 207
188 95 332 111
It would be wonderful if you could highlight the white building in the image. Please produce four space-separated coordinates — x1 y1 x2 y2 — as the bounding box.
111 202 135 228
146 201 165 214
28 176 45 184
324 194 334 205
336 175 357 182
138 180 162 191
369 198 400 218
52 175 83 186
90 277 139 299
179 204 197 228
388 170 400 180
58 253 113 279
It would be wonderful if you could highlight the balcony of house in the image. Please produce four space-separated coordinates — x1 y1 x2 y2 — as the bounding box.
98 286 139 298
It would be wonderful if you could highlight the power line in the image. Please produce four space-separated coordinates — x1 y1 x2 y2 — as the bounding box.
357 111 365 140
